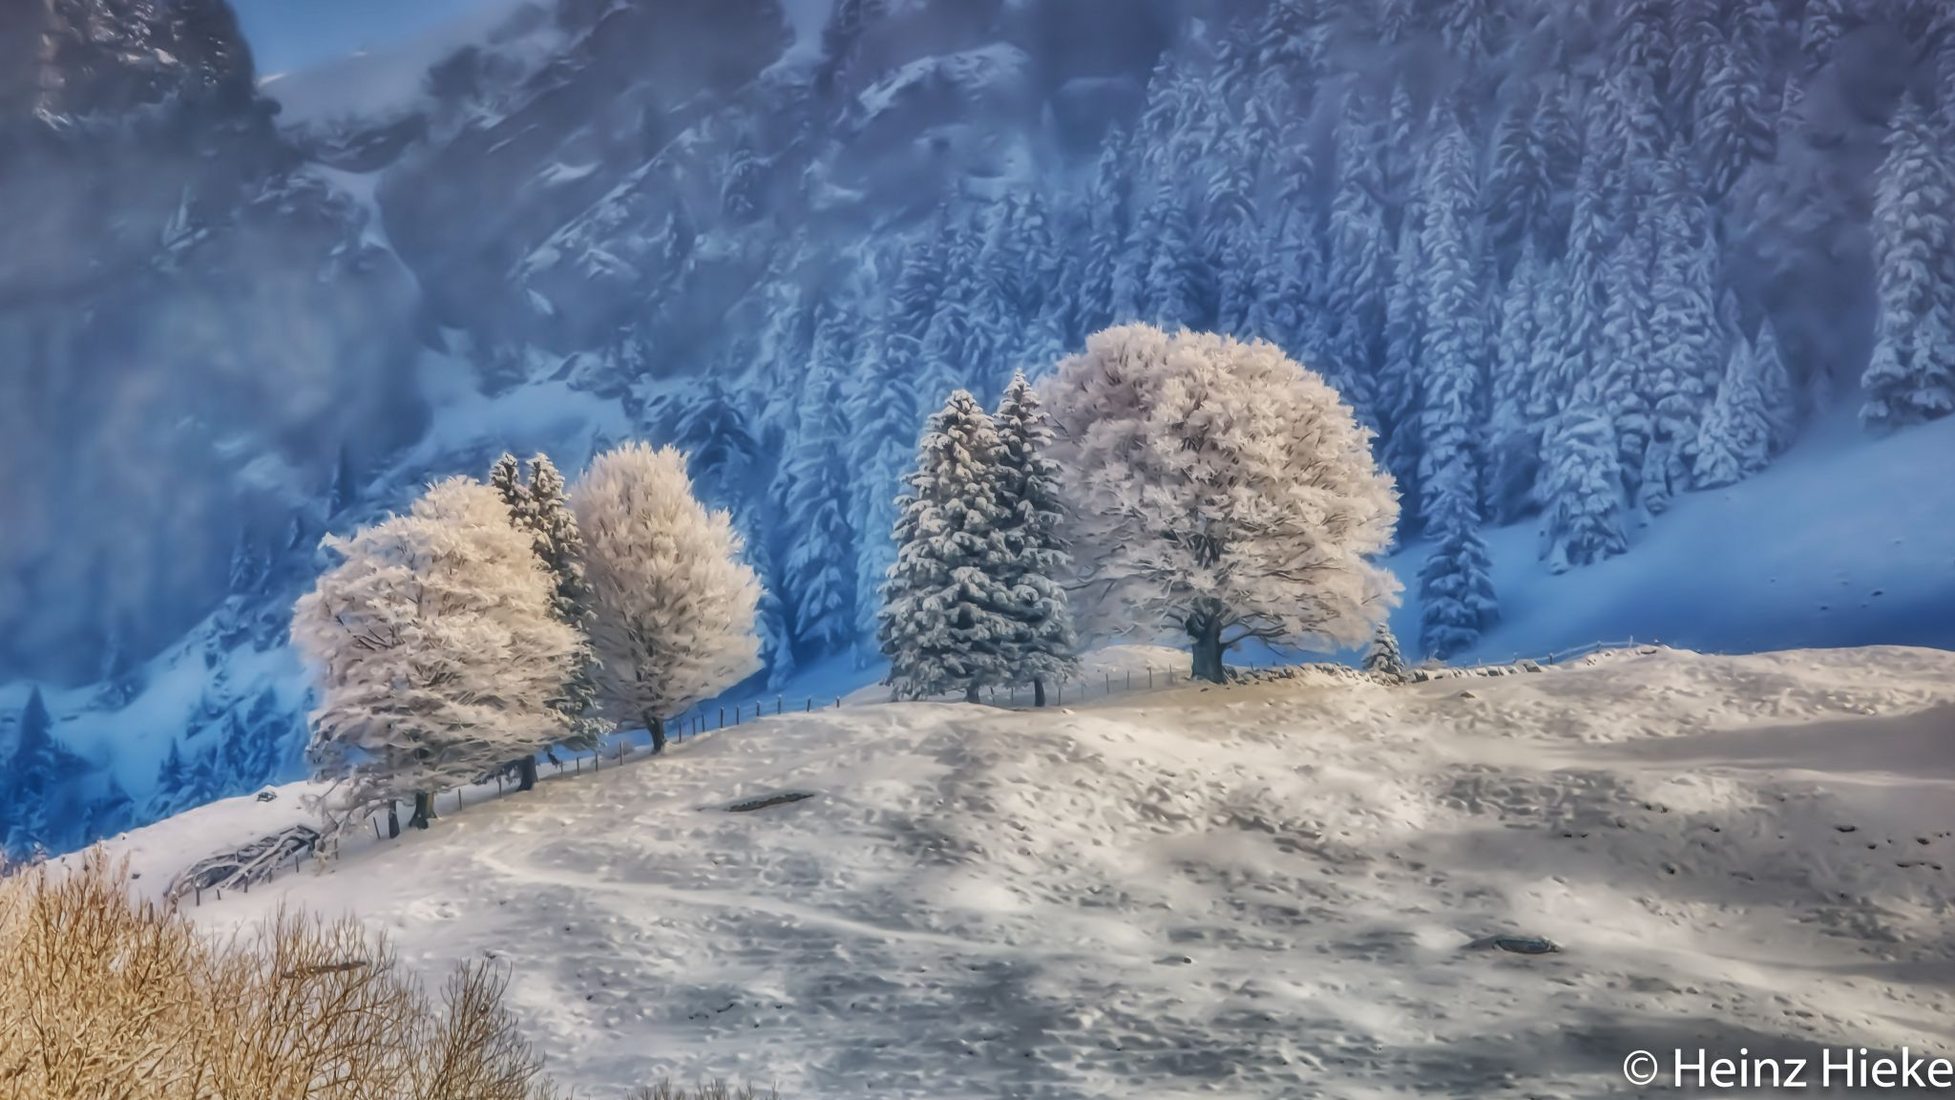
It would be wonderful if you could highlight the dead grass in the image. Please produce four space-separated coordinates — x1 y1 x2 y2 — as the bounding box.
0 849 563 1099
631 1084 779 1100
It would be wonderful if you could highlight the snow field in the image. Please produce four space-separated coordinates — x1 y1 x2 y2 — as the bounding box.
101 645 1955 1097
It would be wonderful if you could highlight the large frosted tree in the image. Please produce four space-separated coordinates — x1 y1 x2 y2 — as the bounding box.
1043 325 1401 683
573 444 763 753
878 391 1017 701
991 373 1079 705
1861 96 1955 428
293 478 583 836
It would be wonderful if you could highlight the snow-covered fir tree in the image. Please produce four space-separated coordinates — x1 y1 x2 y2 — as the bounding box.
1861 96 1955 428
573 444 763 751
990 373 1079 705
1 690 63 855
1043 325 1400 682
1539 398 1630 573
1694 337 1774 489
293 478 582 836
1415 108 1498 658
490 452 605 775
1363 622 1409 683
778 350 860 660
878 391 1018 702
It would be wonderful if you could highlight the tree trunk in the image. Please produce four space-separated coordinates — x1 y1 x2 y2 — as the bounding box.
964 683 980 704
646 713 667 754
1033 678 1046 708
1191 618 1226 684
386 802 400 840
516 756 538 792
409 791 437 830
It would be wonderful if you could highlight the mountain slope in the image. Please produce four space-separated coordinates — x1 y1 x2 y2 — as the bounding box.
101 646 1955 1097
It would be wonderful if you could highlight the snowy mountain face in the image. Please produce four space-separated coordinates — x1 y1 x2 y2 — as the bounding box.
5 0 1955 854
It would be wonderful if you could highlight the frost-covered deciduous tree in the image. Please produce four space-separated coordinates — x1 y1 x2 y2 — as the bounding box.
293 478 582 836
1861 96 1955 428
878 391 1018 702
991 373 1079 705
573 444 762 753
1043 325 1401 683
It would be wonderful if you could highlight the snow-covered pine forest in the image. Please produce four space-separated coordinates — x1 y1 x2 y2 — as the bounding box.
4 0 1955 854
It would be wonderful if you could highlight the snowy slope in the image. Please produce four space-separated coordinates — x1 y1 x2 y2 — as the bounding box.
96 646 1955 1097
1395 411 1955 665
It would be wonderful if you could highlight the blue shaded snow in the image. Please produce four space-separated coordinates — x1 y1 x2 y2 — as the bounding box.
1391 413 1955 664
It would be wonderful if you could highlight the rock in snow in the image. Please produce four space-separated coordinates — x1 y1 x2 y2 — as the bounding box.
88 645 1955 1097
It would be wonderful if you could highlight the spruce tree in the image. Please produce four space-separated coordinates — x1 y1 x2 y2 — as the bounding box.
1694 338 1773 488
1363 622 1409 683
1539 397 1630 572
1862 96 1955 428
489 452 604 781
4 690 59 853
1414 110 1498 658
1753 319 1799 452
148 740 189 822
878 391 1017 702
780 359 860 658
991 374 1079 706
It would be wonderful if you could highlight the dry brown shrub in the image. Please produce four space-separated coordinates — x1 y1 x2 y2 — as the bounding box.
0 849 563 1100
631 1083 778 1100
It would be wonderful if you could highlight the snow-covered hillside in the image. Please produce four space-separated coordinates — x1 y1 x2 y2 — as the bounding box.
97 646 1955 1097
9 0 1955 868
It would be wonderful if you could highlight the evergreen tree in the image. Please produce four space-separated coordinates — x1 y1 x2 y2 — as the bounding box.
1641 158 1722 513
1798 0 1851 75
1861 97 1955 428
1487 243 1545 523
329 444 357 516
148 739 189 822
1418 495 1498 661
4 690 60 853
1539 398 1630 572
1487 84 1558 259
990 374 1079 706
1363 622 1409 682
1415 111 1490 536
1082 127 1136 332
1326 89 1393 415
1141 185 1208 331
1753 319 1800 451
1697 34 1775 198
878 391 1017 702
780 354 860 658
1379 221 1425 530
1694 338 1774 487
850 238 937 641
492 452 605 771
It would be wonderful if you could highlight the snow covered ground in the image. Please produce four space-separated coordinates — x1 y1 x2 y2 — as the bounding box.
94 645 1955 1097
